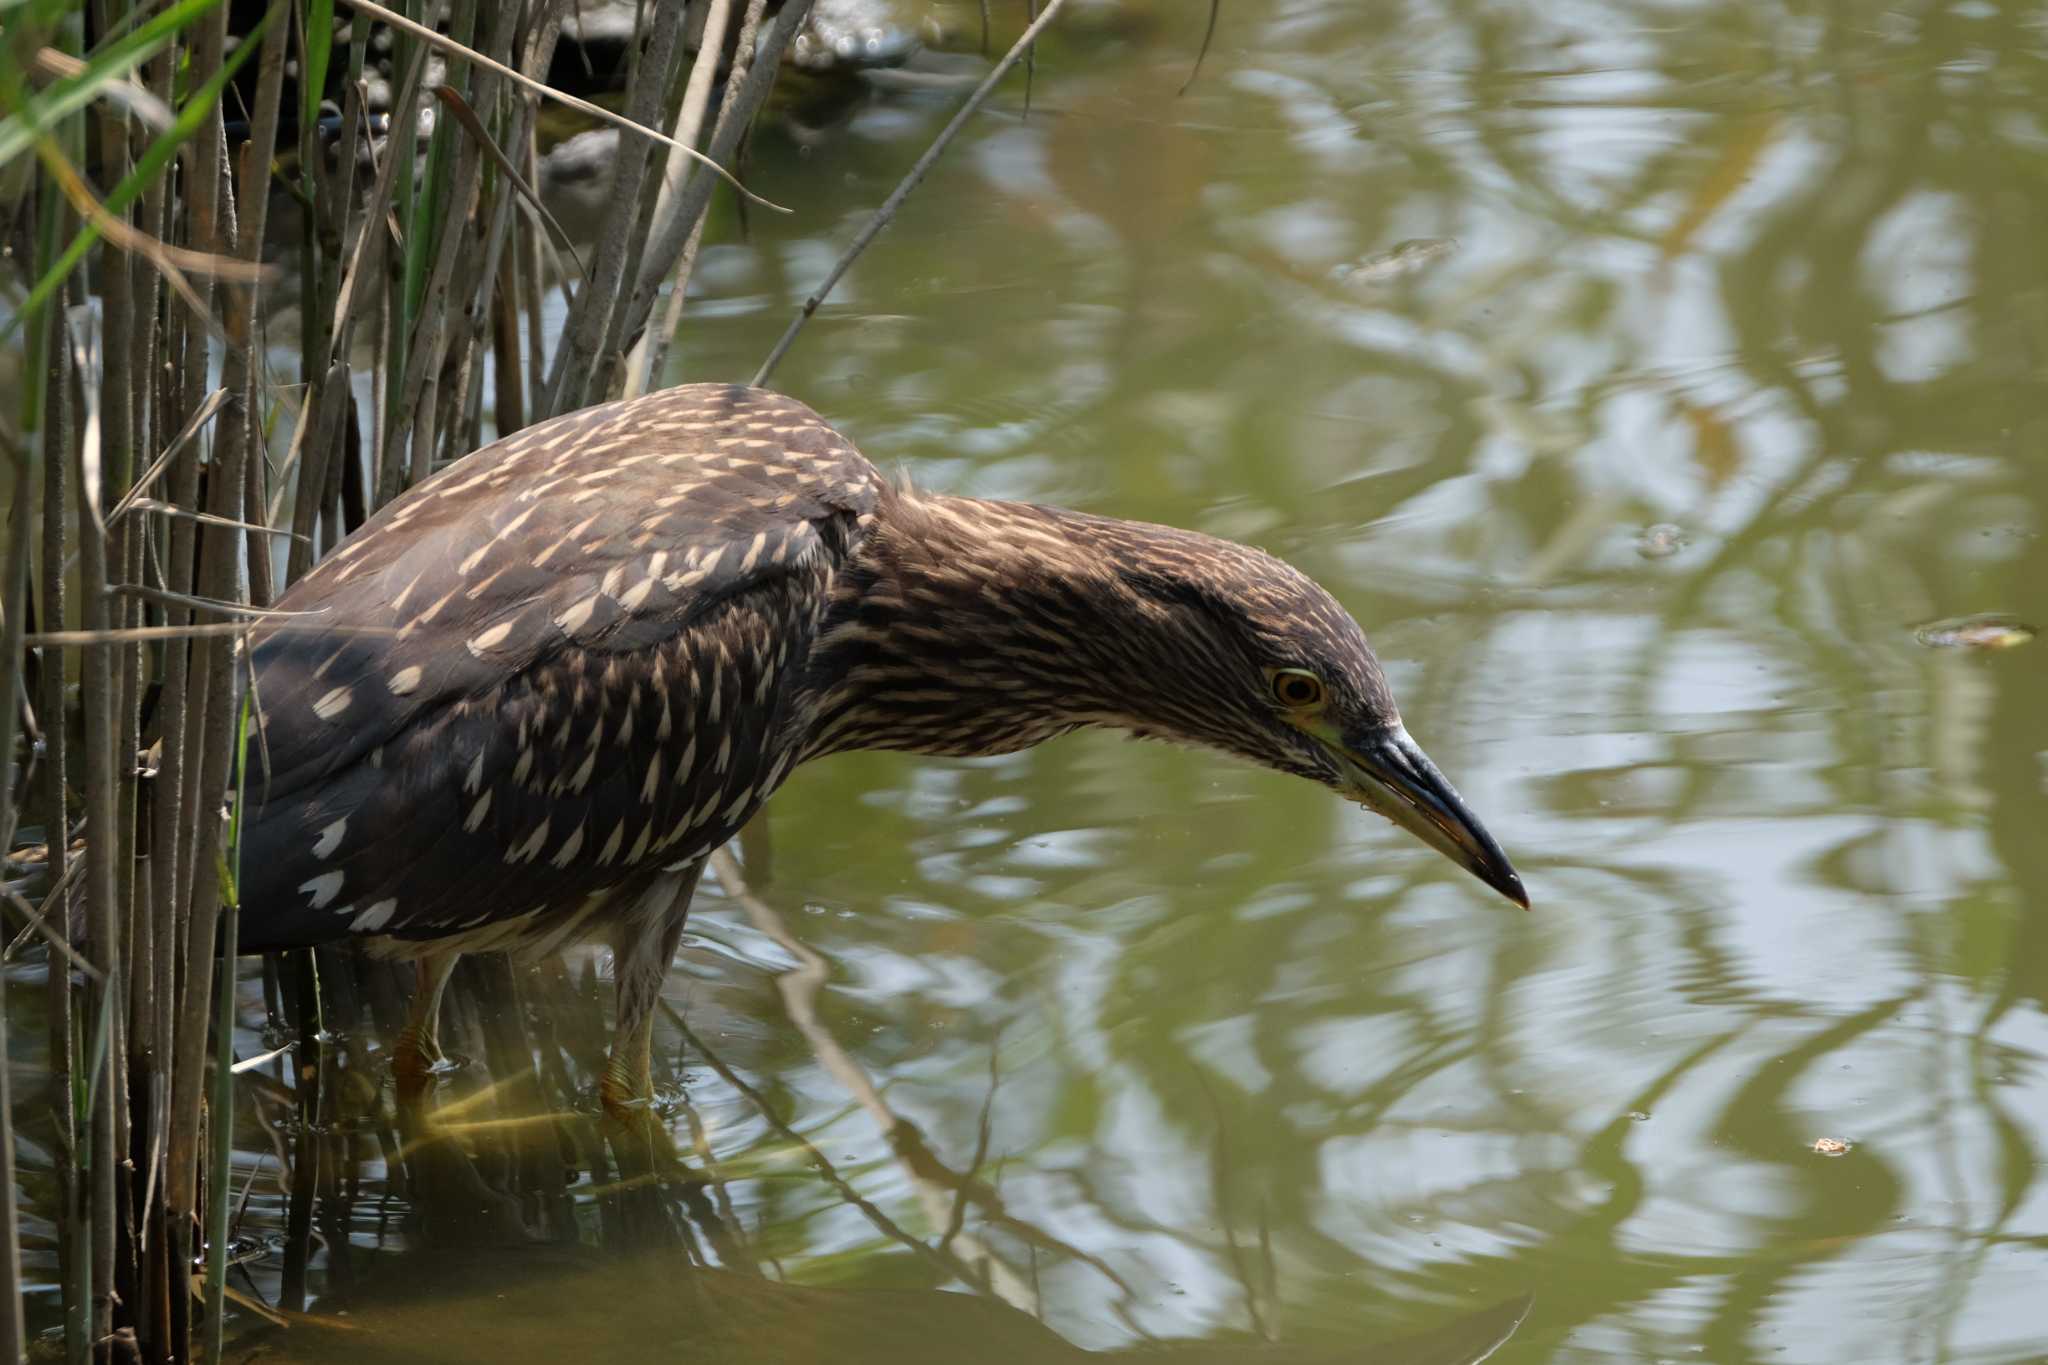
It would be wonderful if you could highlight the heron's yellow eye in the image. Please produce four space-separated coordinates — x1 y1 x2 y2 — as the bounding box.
1270 669 1324 709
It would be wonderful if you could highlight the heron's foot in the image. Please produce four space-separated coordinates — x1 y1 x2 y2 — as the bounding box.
391 1025 448 1100
598 1075 683 1209
598 1054 657 1129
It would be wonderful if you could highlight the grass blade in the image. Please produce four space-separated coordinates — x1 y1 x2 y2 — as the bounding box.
300 0 334 136
0 0 222 167
0 1 278 347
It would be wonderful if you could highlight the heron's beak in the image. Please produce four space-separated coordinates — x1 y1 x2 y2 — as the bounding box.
1327 724 1528 909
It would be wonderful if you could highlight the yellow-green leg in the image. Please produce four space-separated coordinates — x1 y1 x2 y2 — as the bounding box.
392 950 459 1096
599 1004 660 1121
599 863 699 1124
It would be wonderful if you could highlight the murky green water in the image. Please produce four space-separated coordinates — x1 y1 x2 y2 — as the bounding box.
32 2 2048 1360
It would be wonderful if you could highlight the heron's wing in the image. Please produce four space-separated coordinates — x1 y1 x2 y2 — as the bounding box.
249 384 879 792
238 384 881 947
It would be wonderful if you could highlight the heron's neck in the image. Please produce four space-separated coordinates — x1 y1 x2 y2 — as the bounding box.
798 491 1147 760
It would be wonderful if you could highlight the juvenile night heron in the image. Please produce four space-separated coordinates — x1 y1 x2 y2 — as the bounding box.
240 384 1525 1116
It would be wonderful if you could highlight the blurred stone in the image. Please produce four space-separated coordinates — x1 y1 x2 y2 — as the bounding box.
791 0 922 71
549 0 922 97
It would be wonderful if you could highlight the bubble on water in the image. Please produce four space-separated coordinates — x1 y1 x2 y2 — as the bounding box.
1636 524 1687 559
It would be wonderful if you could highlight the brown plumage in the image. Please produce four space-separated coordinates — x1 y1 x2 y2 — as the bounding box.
240 383 1524 1113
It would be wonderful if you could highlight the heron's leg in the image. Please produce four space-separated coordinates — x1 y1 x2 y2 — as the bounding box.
392 950 460 1092
600 862 702 1123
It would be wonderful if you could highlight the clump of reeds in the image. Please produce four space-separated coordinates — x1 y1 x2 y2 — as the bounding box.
0 2 830 1356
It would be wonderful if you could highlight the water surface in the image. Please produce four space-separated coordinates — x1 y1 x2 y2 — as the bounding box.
112 2 2048 1360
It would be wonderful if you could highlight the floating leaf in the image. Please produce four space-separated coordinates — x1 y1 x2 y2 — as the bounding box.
1677 397 1742 489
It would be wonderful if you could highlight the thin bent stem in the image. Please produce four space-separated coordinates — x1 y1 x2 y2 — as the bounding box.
751 0 1071 388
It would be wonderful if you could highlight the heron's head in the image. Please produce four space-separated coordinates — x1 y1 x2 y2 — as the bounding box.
846 492 1527 908
1085 522 1529 910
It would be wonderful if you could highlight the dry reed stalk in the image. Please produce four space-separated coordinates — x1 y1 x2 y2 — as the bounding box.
292 48 421 564
402 0 479 488
492 253 525 434
520 129 547 410
190 22 289 1352
620 0 816 367
0 335 38 1365
414 3 527 469
543 0 691 414
64 261 124 1365
390 118 483 480
373 48 421 504
127 45 178 1338
448 0 573 450
627 0 750 399
163 13 279 1358
52 294 93 1365
0 43 65 1323
33 258 72 1365
619 0 734 400
79 17 152 1221
148 20 225 1342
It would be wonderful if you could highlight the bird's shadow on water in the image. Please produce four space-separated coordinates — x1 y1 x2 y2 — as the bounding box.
232 842 1533 1363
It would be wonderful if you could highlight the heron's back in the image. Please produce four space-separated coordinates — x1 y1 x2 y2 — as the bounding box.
237 384 884 954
